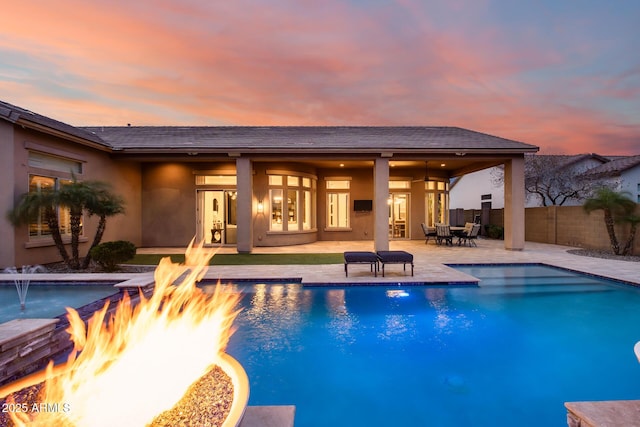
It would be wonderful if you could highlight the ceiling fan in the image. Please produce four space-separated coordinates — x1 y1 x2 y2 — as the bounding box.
412 161 431 182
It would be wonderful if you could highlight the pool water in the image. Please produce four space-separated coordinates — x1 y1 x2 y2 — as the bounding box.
0 283 119 324
221 265 640 427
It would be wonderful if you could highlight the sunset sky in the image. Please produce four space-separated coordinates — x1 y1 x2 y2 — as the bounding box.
1 0 639 154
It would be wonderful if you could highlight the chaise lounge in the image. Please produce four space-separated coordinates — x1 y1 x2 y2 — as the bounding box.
344 251 379 277
376 250 414 277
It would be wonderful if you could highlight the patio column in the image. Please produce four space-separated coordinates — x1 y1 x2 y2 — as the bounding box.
503 156 525 250
236 157 253 253
374 157 390 251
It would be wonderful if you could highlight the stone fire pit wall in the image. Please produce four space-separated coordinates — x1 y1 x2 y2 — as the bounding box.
0 318 61 386
0 287 147 387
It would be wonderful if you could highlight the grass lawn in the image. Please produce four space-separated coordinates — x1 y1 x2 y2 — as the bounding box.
125 253 344 266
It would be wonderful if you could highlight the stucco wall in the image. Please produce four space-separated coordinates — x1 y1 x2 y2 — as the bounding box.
316 167 374 242
450 168 504 209
621 168 640 202
141 163 197 247
7 126 141 267
0 122 15 267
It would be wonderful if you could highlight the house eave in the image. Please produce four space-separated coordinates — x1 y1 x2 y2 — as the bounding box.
16 118 112 153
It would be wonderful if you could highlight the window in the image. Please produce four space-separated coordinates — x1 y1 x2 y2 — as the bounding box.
287 189 298 227
326 179 351 229
424 180 449 227
270 189 284 231
389 180 410 189
326 180 350 190
302 189 312 230
267 173 316 232
196 175 237 186
28 175 74 239
29 151 82 174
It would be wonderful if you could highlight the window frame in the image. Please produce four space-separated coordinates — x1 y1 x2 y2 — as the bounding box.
27 174 77 240
267 172 316 232
325 178 351 230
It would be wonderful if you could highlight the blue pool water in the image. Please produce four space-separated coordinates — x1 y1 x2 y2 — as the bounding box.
0 283 118 324
220 265 640 427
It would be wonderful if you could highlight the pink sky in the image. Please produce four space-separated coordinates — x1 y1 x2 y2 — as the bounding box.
1 0 639 154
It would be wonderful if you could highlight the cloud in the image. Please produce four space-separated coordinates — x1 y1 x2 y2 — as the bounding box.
0 0 638 154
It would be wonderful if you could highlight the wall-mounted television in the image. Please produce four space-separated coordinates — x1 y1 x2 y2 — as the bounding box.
353 199 373 212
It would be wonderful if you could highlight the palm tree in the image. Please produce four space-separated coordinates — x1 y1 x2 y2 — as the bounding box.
81 183 126 269
7 189 71 266
583 188 636 255
7 178 126 270
621 213 640 256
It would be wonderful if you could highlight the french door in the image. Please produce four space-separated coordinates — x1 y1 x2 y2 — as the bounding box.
388 193 410 239
196 190 238 245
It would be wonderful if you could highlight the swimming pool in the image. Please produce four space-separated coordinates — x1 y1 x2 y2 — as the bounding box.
219 265 640 427
0 282 119 324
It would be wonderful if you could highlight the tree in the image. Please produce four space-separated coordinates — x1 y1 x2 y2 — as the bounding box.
7 189 71 266
7 178 126 270
491 154 604 206
583 188 637 255
82 182 126 268
620 212 640 256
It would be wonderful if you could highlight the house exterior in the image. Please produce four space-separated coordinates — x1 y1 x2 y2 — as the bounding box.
450 153 615 209
1 100 538 268
582 155 640 202
449 168 504 210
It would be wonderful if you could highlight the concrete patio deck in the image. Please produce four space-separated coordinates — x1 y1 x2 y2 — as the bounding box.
138 238 640 286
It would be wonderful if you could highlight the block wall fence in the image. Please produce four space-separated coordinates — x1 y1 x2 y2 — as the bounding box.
454 206 640 255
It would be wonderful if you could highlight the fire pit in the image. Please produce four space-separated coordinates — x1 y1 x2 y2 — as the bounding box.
0 353 248 427
0 241 248 427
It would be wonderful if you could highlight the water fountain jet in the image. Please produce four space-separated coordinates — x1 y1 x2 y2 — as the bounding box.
3 265 47 310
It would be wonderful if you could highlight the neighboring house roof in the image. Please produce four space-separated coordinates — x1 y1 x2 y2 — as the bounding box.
582 155 640 178
525 153 610 168
0 100 108 149
82 126 539 154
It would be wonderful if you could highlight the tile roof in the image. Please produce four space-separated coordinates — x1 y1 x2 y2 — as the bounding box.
2 99 539 154
81 126 539 154
525 153 610 169
582 154 640 178
0 100 107 147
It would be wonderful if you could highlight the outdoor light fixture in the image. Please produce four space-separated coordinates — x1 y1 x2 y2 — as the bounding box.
257 201 264 213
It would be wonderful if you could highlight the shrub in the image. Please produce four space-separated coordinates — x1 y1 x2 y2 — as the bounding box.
90 240 136 272
484 224 504 240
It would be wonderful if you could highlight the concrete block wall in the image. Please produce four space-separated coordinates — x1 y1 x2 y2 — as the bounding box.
470 205 640 254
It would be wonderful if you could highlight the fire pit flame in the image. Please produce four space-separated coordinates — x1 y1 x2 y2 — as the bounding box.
7 239 243 426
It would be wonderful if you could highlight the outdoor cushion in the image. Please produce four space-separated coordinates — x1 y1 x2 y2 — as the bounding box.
344 251 379 263
376 251 413 263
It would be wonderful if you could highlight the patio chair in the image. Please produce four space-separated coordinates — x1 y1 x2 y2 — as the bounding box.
458 223 481 247
435 223 453 246
420 223 437 244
